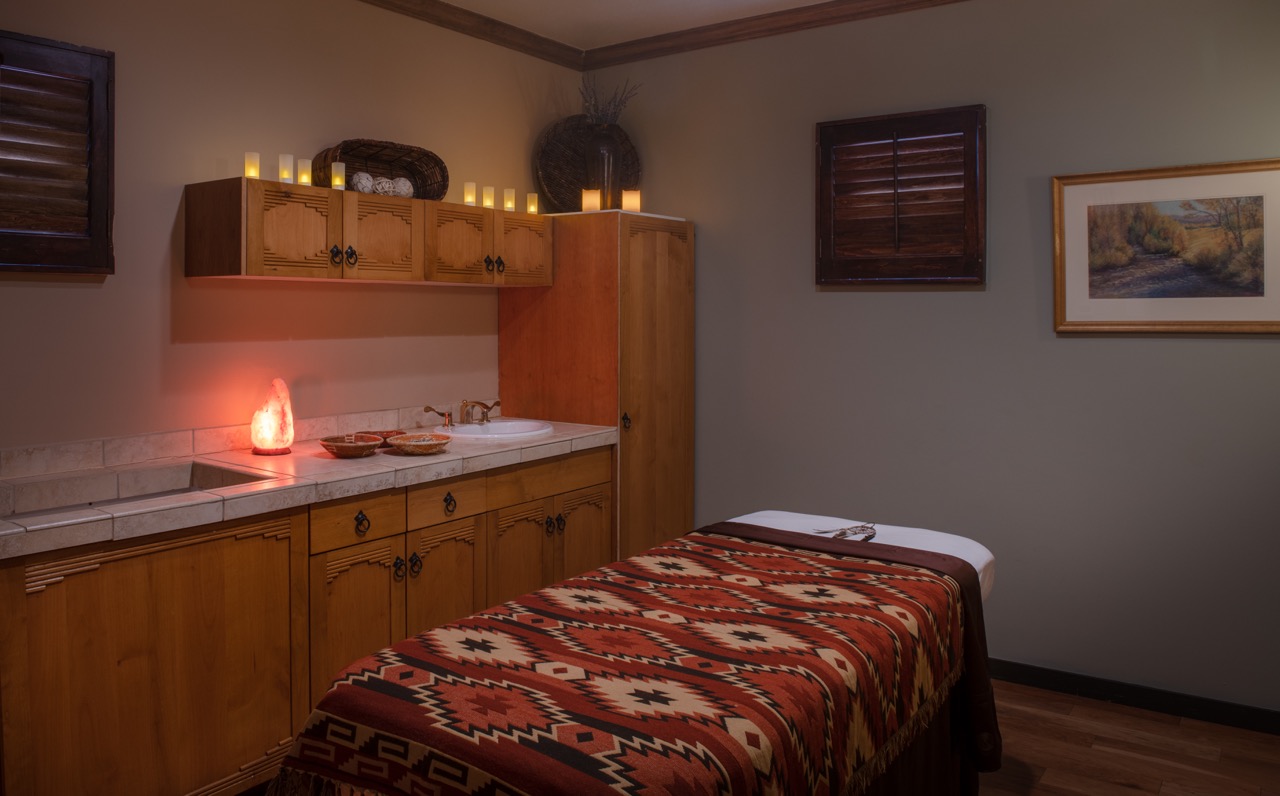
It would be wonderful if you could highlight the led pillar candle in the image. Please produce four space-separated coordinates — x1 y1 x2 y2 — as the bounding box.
622 190 641 212
526 193 539 214
297 158 312 185
244 152 260 179
581 189 602 212
278 153 294 184
330 162 346 190
463 182 477 206
503 188 515 211
482 186 495 209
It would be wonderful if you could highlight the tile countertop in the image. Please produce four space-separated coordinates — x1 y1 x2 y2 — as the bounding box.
0 421 617 562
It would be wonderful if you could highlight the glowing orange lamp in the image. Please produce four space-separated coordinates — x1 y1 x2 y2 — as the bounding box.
251 377 294 455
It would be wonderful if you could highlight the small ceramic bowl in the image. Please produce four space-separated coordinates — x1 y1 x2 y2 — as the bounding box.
386 432 451 455
320 433 384 458
359 429 406 448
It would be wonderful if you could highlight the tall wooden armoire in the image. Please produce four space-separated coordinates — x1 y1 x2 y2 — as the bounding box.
499 211 695 559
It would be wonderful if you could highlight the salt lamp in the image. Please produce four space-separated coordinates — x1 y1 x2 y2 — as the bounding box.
251 378 294 455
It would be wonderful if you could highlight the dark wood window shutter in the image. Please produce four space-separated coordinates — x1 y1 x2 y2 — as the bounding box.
817 105 984 285
1 30 114 274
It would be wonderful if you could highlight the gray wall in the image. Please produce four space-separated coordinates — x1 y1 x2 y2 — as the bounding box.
616 0 1280 710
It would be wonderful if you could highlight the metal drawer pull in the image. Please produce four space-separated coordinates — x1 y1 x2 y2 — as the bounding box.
545 516 555 537
393 556 406 581
354 509 371 536
409 552 423 577
443 491 457 515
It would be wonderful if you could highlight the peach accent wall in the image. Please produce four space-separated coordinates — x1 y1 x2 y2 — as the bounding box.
0 0 579 448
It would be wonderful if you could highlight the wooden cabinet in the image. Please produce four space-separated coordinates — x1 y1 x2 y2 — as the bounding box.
307 488 408 704
500 212 695 558
486 448 613 605
306 452 610 703
425 202 552 286
184 177 424 281
0 444 614 793
0 510 309 796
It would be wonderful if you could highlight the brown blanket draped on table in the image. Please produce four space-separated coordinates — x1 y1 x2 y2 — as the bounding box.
269 520 1001 796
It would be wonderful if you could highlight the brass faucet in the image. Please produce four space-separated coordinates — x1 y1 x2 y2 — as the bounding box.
423 405 453 428
460 399 499 424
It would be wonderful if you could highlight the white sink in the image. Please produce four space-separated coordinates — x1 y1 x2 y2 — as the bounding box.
436 419 553 440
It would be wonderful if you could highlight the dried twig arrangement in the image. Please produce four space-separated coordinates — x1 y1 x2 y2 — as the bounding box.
579 74 641 125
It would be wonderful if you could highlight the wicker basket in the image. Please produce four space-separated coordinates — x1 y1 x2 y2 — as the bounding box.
534 115 641 213
312 139 449 200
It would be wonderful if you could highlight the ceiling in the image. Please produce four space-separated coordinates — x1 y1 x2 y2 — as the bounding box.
442 0 831 51
358 0 971 69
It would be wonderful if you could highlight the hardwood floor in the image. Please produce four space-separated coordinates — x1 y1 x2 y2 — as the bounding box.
981 679 1280 795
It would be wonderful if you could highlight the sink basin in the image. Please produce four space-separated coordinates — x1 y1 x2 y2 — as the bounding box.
436 419 553 440
5 460 275 517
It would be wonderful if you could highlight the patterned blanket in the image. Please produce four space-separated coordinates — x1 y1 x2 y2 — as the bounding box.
269 522 999 795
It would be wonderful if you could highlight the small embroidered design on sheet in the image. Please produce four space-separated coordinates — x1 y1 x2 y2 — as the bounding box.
815 523 877 541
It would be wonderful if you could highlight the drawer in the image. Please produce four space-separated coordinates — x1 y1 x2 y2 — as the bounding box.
407 472 488 528
310 488 406 554
487 448 612 508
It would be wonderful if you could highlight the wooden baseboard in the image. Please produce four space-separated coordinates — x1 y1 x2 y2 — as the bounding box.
989 658 1280 736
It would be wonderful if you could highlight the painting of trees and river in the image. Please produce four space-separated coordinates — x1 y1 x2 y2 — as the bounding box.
1087 196 1263 298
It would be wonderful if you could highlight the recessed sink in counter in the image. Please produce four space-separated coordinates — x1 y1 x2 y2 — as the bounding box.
5 460 276 518
435 419 553 440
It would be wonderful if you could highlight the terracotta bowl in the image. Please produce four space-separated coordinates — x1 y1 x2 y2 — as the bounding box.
386 432 451 455
320 433 384 458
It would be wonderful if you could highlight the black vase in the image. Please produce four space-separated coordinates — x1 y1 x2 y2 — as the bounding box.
584 124 622 210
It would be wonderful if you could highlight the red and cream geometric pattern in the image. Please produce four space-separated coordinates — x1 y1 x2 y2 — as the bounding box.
272 523 978 796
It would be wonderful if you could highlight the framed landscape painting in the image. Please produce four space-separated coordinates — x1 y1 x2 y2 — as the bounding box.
1053 157 1280 333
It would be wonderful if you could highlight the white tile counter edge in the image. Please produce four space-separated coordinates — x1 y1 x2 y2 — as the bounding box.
0 421 617 561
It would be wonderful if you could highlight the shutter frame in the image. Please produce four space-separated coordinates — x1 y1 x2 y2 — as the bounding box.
816 105 985 285
0 29 114 275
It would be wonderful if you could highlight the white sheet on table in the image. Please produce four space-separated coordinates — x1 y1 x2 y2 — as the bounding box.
727 510 995 601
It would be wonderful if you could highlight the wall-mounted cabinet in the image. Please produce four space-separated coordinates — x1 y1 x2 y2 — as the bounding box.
426 202 552 286
184 178 423 281
184 178 550 286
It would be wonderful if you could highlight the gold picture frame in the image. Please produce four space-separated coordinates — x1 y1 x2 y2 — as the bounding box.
1053 157 1280 333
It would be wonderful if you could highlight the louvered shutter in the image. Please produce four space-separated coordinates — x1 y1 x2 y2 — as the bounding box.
817 105 984 285
1 30 113 274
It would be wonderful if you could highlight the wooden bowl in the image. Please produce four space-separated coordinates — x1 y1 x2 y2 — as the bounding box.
386 432 451 455
320 433 384 458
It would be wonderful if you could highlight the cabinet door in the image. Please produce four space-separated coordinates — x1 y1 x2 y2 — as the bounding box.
618 216 696 558
0 511 307 796
309 535 407 705
406 514 485 633
343 192 424 281
426 201 494 284
551 483 613 583
248 179 343 278
487 500 551 607
494 210 552 286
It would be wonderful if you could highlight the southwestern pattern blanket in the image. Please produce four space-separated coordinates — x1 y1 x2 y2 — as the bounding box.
269 522 1000 795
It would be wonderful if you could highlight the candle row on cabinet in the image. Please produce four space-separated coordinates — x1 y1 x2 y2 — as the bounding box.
244 152 320 186
243 154 639 213
461 182 539 214
581 189 642 212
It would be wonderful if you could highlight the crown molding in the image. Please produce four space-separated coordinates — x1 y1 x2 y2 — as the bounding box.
357 0 586 69
358 0 970 70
